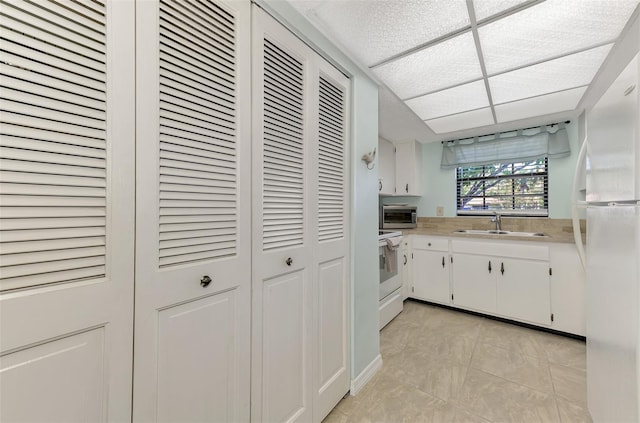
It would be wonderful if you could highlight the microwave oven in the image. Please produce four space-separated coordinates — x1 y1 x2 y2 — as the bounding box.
380 205 417 229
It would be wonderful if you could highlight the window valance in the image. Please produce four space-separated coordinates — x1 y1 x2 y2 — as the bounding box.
440 123 570 169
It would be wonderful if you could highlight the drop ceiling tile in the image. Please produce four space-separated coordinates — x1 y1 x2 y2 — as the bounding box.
495 86 587 123
290 0 470 67
489 44 612 104
405 80 489 120
373 32 483 99
473 0 532 21
425 107 494 134
479 0 638 75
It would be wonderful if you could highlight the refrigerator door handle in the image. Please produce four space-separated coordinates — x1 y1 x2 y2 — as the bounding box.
572 130 588 270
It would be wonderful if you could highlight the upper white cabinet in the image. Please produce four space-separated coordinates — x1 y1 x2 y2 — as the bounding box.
378 139 422 196
378 137 395 195
395 140 422 196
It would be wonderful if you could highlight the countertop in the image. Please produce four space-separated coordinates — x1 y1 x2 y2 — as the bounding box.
399 217 586 244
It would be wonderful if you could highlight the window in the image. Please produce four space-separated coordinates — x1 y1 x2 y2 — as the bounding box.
456 158 548 216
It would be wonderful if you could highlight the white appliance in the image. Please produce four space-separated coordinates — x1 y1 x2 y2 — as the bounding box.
573 52 639 422
378 230 403 329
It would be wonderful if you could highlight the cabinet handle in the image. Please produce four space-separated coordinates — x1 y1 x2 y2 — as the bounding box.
379 180 382 191
405 183 409 193
488 261 492 273
200 275 212 288
286 257 293 266
501 262 504 275
442 256 445 268
403 254 407 265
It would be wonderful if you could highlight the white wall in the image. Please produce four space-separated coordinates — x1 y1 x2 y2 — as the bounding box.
391 120 582 219
259 1 381 380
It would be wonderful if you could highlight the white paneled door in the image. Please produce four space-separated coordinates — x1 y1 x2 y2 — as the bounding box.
135 1 251 422
313 62 351 422
0 1 135 421
252 7 350 423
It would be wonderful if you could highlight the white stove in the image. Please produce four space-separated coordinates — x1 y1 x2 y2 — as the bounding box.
378 230 403 329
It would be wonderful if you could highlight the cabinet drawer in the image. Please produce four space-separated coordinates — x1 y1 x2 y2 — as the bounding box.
412 236 449 252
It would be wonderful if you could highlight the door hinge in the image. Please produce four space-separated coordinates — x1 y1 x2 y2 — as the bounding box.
451 294 454 301
411 253 414 259
450 256 453 264
550 313 554 322
394 147 396 153
549 267 553 276
411 286 414 293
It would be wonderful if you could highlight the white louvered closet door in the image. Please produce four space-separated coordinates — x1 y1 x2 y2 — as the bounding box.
312 61 351 423
251 7 314 423
134 1 251 422
0 1 135 422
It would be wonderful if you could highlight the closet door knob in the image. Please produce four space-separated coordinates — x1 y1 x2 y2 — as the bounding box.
200 275 212 287
286 257 293 266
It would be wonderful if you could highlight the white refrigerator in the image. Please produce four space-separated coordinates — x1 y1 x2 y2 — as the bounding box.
581 52 639 422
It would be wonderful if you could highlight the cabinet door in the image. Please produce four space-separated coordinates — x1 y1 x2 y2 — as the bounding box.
413 250 450 304
451 254 496 312
395 142 413 195
378 138 395 195
134 1 251 421
0 2 135 422
497 259 551 325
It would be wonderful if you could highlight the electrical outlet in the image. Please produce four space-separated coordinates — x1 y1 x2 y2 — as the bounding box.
436 206 444 216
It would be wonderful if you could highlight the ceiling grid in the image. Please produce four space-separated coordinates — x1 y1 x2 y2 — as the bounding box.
290 0 640 136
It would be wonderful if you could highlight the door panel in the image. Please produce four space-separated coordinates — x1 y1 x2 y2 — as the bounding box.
262 271 310 423
317 259 346 388
0 1 135 421
0 328 105 422
157 291 238 423
134 0 251 421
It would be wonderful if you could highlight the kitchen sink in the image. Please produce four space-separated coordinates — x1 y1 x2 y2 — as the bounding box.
454 229 547 237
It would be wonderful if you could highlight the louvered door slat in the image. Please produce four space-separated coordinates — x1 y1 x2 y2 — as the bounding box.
16 0 106 36
161 2 235 54
160 56 235 103
2 1 105 49
0 0 107 291
158 0 238 268
1 16 104 64
317 76 346 242
159 6 234 67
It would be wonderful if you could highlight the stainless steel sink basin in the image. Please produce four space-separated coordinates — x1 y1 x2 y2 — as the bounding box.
454 229 547 237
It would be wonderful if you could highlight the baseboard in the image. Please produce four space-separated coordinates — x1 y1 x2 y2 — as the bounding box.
349 354 382 396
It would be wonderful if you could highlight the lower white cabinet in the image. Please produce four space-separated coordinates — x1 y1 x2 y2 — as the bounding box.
451 240 551 326
451 253 497 313
411 236 450 304
407 236 575 332
496 258 551 325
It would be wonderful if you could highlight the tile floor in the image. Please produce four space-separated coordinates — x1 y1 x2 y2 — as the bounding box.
324 300 592 423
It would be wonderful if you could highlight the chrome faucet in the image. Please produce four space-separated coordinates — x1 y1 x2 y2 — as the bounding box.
491 211 502 231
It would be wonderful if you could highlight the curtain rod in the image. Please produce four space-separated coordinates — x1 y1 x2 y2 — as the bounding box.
441 120 571 144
